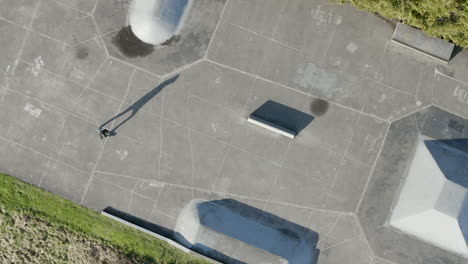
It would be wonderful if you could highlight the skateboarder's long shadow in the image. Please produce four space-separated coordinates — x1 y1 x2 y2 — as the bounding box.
100 74 179 135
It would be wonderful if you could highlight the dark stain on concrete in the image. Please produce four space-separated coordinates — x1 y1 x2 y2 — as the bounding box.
310 98 329 117
76 47 89 59
160 34 181 47
112 26 155 58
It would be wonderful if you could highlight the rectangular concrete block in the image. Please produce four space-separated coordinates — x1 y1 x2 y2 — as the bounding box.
391 23 455 63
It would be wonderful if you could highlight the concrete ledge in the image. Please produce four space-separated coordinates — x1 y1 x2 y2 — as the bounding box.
101 211 221 264
247 115 296 138
391 22 455 63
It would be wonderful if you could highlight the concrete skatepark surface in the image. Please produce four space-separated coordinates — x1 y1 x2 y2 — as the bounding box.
0 0 468 263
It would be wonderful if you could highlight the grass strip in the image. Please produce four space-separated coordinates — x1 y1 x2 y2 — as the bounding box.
0 173 209 264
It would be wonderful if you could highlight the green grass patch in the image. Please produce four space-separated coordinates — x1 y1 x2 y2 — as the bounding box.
0 173 209 264
344 0 468 47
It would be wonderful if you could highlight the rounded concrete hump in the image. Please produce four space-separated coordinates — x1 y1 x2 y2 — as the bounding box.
127 0 193 45
173 199 205 248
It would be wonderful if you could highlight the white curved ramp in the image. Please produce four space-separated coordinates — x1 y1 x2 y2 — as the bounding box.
128 0 192 45
174 199 318 264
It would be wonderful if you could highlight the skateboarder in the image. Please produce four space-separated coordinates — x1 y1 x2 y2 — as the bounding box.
97 127 111 140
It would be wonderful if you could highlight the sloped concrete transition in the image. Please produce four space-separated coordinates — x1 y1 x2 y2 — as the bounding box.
390 137 468 257
358 107 468 264
175 199 319 264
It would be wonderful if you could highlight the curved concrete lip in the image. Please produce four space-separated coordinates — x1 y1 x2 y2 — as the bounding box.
127 0 193 45
174 199 318 264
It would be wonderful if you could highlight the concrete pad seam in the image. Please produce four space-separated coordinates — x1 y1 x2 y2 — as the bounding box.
183 74 196 199
382 179 405 235
108 55 162 79
9 29 31 79
270 0 290 40
432 103 468 119
354 122 391 215
320 233 366 252
206 58 388 123
413 115 420 135
160 58 204 81
78 138 106 204
373 41 389 81
37 157 55 188
354 214 376 257
148 182 165 220
38 116 69 187
157 74 166 205
18 59 85 88
317 213 342 243
256 159 286 223
320 9 340 64
0 134 50 159
79 68 136 204
375 80 417 98
79 85 123 104
153 208 177 220
230 244 245 260
323 114 362 209
128 179 140 212
58 47 70 76
0 15 29 32
414 64 424 101
209 139 230 194
94 170 347 214
6 88 102 128
186 90 245 117
29 0 42 29
49 0 91 16
374 256 398 264
1 71 9 102
204 0 230 60
91 18 109 58
69 58 109 112
431 69 436 105
434 70 467 86
7 0 43 79
91 0 100 16
49 156 91 176
97 24 120 38
162 115 285 166
90 176 135 193
225 21 302 53
64 20 99 48
388 104 431 124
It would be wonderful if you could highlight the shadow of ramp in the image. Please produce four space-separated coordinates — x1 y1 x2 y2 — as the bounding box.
174 199 319 264
424 138 468 188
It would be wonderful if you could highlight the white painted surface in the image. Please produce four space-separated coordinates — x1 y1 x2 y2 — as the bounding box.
247 117 296 138
23 103 42 118
128 0 192 45
390 137 468 257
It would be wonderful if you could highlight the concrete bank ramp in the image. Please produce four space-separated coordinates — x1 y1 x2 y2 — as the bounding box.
174 199 318 264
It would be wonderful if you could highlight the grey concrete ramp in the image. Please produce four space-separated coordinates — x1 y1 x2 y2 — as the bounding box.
391 22 455 63
174 199 318 264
